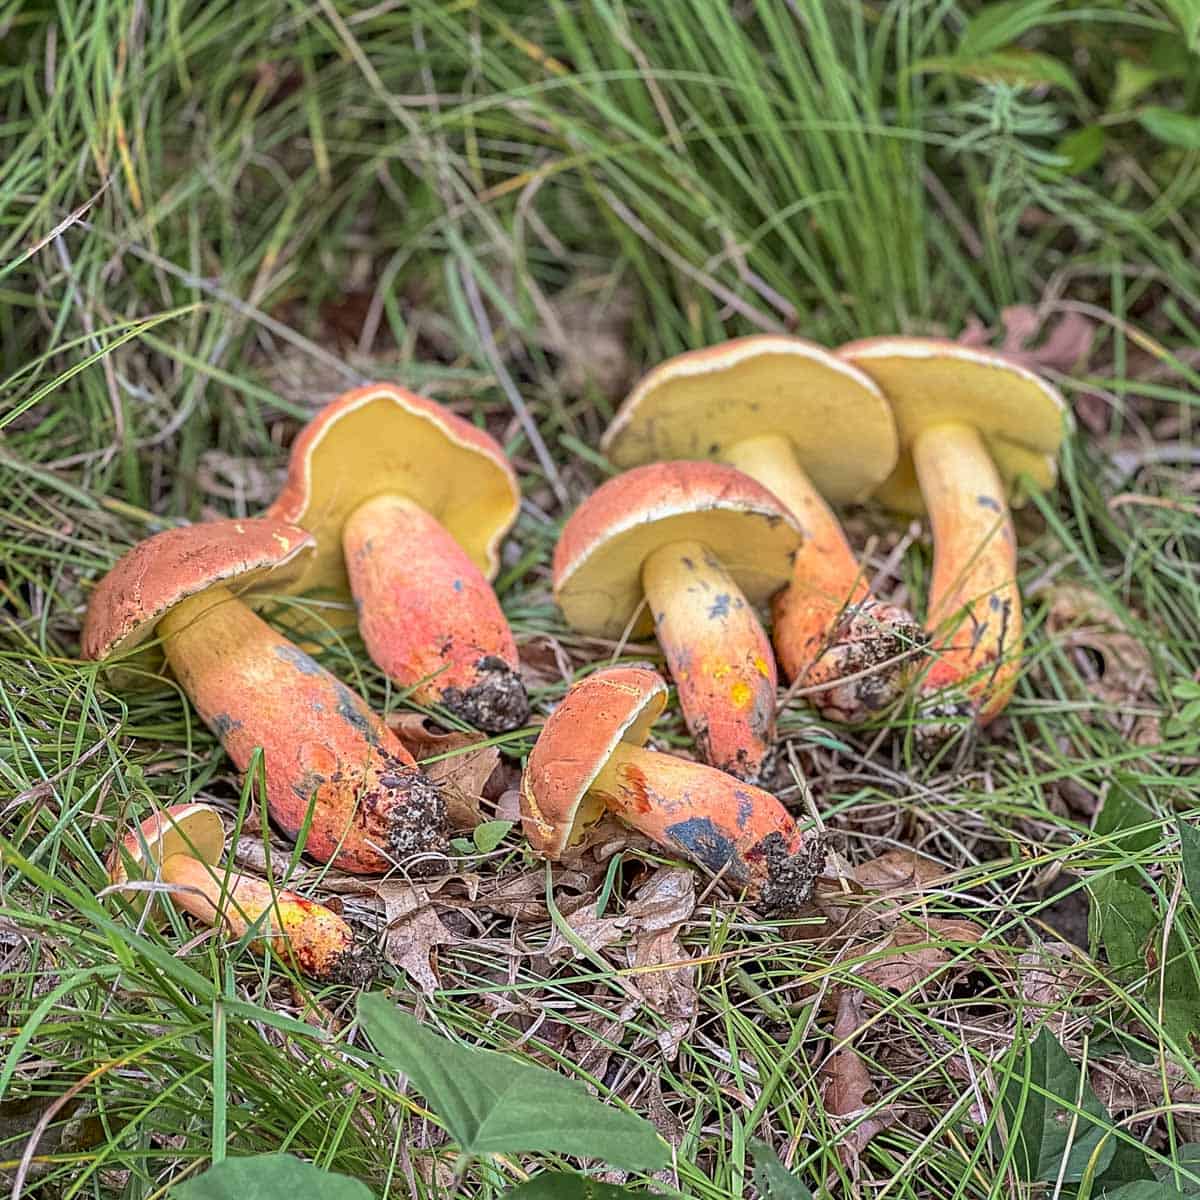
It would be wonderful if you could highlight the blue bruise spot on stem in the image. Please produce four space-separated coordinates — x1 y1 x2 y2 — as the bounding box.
453 578 464 593
734 792 754 830
977 494 1002 512
211 712 243 739
665 816 745 880
708 593 731 620
333 682 378 745
274 643 324 676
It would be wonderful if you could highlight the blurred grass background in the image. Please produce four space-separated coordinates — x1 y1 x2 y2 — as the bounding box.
2 1 1200 1196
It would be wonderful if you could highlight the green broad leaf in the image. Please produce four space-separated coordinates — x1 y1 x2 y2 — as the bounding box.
1101 1182 1189 1199
1163 1143 1200 1193
173 1154 375 1199
996 1027 1116 1183
505 1172 661 1199
1162 0 1200 51
959 0 1060 56
1088 875 1158 975
474 820 514 853
1138 107 1200 150
1180 820 1200 906
1112 59 1176 112
1092 1133 1156 1191
1159 929 1200 1051
911 50 1082 96
1094 784 1160 883
1055 126 1106 174
749 1139 815 1200
358 994 669 1170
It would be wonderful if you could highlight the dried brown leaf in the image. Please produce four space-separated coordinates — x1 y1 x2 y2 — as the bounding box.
822 989 874 1116
1044 584 1161 744
543 906 630 962
388 713 502 828
858 916 983 992
627 869 697 1058
957 307 1095 373
853 849 947 894
820 989 896 1172
375 881 453 994
547 281 636 399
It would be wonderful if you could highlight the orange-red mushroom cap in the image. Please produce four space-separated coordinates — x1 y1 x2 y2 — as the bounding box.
520 666 666 857
81 517 315 667
602 336 898 504
838 337 1068 514
554 461 803 640
267 384 520 616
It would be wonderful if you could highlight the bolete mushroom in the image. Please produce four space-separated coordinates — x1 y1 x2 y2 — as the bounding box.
82 517 446 874
838 337 1066 738
553 461 802 783
266 384 529 733
520 666 825 909
108 803 374 983
601 336 926 723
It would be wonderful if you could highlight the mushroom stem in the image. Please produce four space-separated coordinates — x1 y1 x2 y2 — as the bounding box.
158 586 446 873
641 539 776 782
589 742 825 909
342 494 529 733
159 854 369 982
725 433 924 722
912 421 1022 731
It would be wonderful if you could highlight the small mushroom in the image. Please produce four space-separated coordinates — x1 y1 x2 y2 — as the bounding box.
108 803 374 983
520 666 825 910
602 336 926 723
839 337 1066 740
554 462 802 783
82 518 446 874
267 384 529 733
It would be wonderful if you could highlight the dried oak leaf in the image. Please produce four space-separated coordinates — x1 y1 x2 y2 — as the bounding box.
543 903 630 962
958 306 1095 373
388 712 502 829
1043 584 1160 744
853 849 947 893
625 868 698 1058
820 988 896 1172
857 917 983 992
374 881 453 994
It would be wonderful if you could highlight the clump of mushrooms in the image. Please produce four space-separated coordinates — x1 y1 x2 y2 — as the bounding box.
82 517 446 874
266 384 530 733
553 461 803 784
839 338 1066 743
602 337 927 723
108 803 375 984
521 666 825 909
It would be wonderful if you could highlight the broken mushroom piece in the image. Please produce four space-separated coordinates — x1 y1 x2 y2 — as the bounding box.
554 461 802 784
81 518 446 874
520 667 825 909
267 384 529 733
838 337 1066 740
602 337 926 723
108 803 374 983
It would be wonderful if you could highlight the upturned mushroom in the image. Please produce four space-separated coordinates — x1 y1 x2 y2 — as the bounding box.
108 803 374 983
838 337 1066 739
601 337 925 723
266 384 529 733
520 666 825 909
554 461 802 783
82 517 446 874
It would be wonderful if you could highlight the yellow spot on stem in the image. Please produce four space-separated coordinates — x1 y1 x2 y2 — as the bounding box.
730 681 753 709
753 655 770 678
